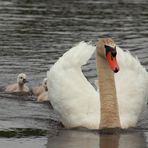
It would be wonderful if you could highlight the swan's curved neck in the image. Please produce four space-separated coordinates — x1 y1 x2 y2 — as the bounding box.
96 51 121 129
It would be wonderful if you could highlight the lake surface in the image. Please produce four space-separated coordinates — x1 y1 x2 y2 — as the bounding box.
0 0 148 147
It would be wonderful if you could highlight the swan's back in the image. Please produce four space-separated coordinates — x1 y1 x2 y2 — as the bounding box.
47 42 100 129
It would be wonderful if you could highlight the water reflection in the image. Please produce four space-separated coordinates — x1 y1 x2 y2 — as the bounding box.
47 130 146 148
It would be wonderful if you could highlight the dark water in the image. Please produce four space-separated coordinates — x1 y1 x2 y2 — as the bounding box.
0 0 148 147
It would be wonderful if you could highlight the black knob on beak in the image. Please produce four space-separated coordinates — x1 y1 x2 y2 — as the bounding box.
111 50 117 57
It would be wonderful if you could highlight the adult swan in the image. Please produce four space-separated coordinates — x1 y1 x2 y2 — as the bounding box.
47 38 148 129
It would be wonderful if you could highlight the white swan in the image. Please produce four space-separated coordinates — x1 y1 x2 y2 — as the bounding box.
47 38 148 129
5 73 29 93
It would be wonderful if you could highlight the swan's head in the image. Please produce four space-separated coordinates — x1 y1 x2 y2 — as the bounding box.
17 73 28 85
96 38 119 73
42 78 48 91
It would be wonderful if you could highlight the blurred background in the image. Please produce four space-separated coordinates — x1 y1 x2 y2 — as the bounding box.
0 0 147 147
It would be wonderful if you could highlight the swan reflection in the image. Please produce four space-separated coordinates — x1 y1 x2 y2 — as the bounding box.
47 130 146 148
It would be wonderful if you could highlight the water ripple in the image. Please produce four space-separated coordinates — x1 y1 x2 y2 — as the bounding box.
0 0 147 146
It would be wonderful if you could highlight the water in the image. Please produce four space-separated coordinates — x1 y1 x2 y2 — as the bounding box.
47 129 147 148
0 0 148 147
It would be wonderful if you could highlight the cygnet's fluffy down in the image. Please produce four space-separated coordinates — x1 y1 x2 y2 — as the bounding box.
5 73 29 93
32 78 48 102
37 91 48 102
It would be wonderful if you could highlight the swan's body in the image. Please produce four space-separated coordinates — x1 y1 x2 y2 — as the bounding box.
32 78 48 102
5 73 29 93
47 40 148 129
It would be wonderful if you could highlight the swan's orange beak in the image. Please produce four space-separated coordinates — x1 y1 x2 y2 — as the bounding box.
105 45 119 73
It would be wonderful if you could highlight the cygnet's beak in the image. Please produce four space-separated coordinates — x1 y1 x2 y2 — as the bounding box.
23 79 28 83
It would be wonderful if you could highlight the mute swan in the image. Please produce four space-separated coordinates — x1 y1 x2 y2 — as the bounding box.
47 38 148 129
32 78 48 102
5 73 29 93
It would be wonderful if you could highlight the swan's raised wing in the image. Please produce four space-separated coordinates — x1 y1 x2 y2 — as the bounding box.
59 41 95 68
47 42 100 129
115 46 148 128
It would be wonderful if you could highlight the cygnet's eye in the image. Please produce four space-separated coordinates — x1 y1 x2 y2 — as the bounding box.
20 77 23 79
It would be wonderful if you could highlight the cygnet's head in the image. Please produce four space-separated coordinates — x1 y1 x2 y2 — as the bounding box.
17 73 28 85
42 78 48 91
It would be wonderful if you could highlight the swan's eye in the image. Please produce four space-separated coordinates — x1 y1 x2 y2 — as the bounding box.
20 77 23 79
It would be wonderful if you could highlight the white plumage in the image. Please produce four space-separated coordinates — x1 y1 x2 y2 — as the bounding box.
47 41 148 129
